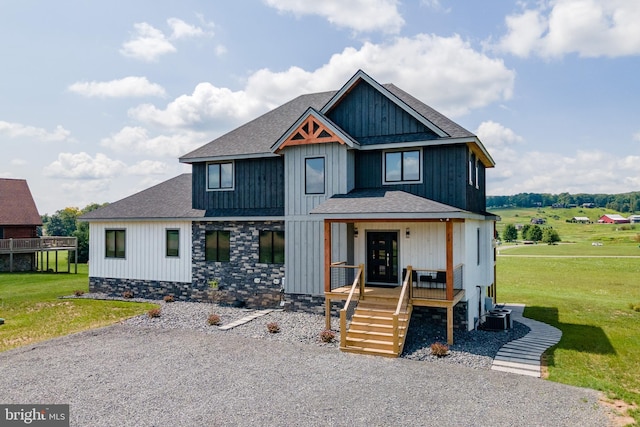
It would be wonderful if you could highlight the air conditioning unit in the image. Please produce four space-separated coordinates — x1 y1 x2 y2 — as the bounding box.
490 308 513 329
484 313 508 330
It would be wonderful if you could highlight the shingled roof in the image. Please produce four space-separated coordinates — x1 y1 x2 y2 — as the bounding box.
179 77 480 163
80 174 204 221
309 188 483 220
0 178 42 226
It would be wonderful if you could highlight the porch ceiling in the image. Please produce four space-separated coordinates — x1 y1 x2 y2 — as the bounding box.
310 189 484 220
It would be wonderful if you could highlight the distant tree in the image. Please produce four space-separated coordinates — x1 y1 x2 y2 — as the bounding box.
43 207 81 236
502 224 518 242
73 203 108 263
542 228 561 245
520 224 531 240
525 225 543 242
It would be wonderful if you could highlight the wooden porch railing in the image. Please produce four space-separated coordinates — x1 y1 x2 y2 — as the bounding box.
0 237 78 253
393 266 413 354
410 264 464 301
338 264 364 348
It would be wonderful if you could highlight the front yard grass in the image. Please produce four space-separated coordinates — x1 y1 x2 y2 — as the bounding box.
0 265 157 352
498 256 640 422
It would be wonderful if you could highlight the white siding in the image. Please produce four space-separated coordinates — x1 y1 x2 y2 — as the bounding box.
89 221 193 283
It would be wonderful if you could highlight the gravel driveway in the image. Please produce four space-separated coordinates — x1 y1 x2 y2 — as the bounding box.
1 303 610 426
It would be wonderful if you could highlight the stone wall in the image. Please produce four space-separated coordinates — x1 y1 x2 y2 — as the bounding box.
0 253 36 272
410 302 468 330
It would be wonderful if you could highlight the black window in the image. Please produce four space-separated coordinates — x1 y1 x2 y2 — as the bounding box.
259 230 285 264
105 229 126 258
166 229 179 257
207 162 234 190
384 150 420 183
305 157 325 194
205 230 230 262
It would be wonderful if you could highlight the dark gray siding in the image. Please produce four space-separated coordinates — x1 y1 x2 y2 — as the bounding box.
355 144 476 212
326 81 440 145
192 157 285 216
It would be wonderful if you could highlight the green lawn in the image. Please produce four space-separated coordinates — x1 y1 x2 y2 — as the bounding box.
498 255 640 422
0 264 156 352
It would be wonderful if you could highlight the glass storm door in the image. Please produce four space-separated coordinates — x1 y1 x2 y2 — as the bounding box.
366 231 399 285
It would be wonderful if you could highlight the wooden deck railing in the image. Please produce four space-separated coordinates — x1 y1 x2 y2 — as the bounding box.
338 264 364 348
0 237 77 253
410 264 464 301
393 266 413 354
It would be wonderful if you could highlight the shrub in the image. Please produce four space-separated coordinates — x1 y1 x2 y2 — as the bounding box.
207 314 221 326
430 342 449 357
629 303 640 312
73 290 85 297
266 322 280 333
634 234 640 243
147 308 161 318
122 290 134 299
319 329 336 343
163 295 175 303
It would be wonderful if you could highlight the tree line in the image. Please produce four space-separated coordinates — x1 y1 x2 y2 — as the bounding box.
502 223 560 245
488 191 640 213
40 203 108 263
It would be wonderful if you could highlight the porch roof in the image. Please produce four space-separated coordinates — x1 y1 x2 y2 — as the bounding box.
309 189 486 220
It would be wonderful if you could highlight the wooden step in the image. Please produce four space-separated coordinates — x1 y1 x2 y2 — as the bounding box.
344 336 396 351
340 346 398 358
346 329 405 341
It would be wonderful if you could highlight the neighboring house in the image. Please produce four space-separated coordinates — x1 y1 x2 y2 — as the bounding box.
598 214 630 224
581 203 595 208
81 70 498 352
571 216 590 223
530 218 546 224
628 215 640 224
0 178 42 272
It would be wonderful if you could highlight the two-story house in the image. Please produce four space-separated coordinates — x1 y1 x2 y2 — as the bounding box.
82 70 498 355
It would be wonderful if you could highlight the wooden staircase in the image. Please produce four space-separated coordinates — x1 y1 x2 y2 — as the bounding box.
341 300 412 358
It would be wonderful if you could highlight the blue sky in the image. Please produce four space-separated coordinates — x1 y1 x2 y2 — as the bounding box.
1 0 639 214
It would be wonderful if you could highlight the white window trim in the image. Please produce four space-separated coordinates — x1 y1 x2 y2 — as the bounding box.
382 148 423 185
475 158 480 189
469 150 474 185
206 160 235 192
165 228 180 258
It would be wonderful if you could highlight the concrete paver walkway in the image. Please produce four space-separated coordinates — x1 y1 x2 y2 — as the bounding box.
491 303 562 378
217 308 274 330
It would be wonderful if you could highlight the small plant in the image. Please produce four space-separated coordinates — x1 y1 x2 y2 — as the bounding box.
207 314 221 326
266 322 280 333
122 290 134 299
73 290 85 297
209 280 219 290
430 342 449 358
629 303 640 312
163 295 175 303
147 308 161 318
319 329 336 343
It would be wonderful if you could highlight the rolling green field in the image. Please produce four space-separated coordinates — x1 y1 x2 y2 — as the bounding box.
0 263 156 353
495 207 640 422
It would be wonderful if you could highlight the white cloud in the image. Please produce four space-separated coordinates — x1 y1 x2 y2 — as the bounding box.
168 17 208 39
120 22 176 62
68 76 166 98
100 126 206 158
476 121 524 182
633 131 640 142
493 0 640 58
43 152 126 180
130 34 515 130
264 0 404 33
0 121 71 142
128 160 168 175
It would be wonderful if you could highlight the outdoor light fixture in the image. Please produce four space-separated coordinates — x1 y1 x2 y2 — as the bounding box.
405 227 410 238
354 227 359 238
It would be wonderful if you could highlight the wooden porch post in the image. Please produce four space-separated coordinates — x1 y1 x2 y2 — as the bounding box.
324 220 332 330
446 220 454 345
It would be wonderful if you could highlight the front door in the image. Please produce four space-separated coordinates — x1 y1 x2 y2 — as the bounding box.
366 231 399 285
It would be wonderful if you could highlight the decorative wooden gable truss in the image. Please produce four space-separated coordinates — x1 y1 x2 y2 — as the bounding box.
272 108 358 153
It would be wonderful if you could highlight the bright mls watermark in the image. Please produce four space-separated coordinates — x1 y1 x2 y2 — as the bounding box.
1 405 69 426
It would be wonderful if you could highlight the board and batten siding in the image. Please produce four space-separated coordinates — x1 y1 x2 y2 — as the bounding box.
283 143 353 295
88 221 193 283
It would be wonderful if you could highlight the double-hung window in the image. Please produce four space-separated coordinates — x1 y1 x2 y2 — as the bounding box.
166 229 180 257
259 230 285 264
105 229 126 259
205 230 230 262
305 157 325 194
384 149 421 184
207 161 234 190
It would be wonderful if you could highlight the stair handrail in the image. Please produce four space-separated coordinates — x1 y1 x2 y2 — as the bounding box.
393 266 412 354
339 264 364 348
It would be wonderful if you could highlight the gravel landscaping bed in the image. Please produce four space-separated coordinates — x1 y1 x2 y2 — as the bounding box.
85 293 529 369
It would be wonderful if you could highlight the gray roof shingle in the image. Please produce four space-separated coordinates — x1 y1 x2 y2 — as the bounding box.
79 174 204 221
